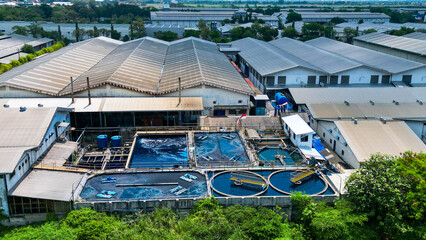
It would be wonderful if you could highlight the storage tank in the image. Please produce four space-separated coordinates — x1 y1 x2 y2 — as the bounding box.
274 92 288 106
111 136 121 148
97 135 108 148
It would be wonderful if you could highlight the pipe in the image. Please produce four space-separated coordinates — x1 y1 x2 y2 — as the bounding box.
70 76 74 104
86 77 91 105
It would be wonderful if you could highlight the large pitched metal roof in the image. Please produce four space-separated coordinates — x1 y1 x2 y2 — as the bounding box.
307 102 426 120
289 87 426 105
0 37 122 95
335 120 426 163
300 12 390 19
403 32 426 41
306 37 424 74
60 37 253 96
354 32 426 56
270 38 366 74
231 37 326 76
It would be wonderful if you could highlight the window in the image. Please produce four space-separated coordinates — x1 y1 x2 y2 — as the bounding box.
341 150 345 156
319 76 327 85
301 135 309 142
323 133 325 137
293 133 296 140
278 76 286 85
330 75 338 85
341 75 350 85
307 76 316 85
266 76 275 86
370 75 379 84
382 75 390 84
18 166 21 170
238 100 242 104
228 109 236 114
402 75 412 84
213 101 217 104
330 139 332 144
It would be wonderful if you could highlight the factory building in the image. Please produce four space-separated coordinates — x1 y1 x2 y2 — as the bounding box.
230 37 424 95
353 32 426 64
150 10 279 27
0 37 255 126
144 24 186 38
0 34 54 64
0 107 73 216
280 11 390 24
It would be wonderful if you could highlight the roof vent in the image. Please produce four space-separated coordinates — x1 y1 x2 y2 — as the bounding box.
19 106 27 112
380 117 386 124
337 116 341 120
38 103 43 107
417 99 423 105
370 100 375 105
354 119 358 124
364 115 368 119
344 100 350 106
393 100 399 105
3 104 9 108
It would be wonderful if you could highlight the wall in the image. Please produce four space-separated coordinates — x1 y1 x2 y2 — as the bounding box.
314 120 360 168
393 67 426 84
354 40 426 64
283 121 313 148
404 120 426 142
0 86 50 98
0 176 9 216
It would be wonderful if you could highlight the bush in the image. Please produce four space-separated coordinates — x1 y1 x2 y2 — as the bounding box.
26 54 35 62
21 44 35 54
10 60 20 67
18 56 27 64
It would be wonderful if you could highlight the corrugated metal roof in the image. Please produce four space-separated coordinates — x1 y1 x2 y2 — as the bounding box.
335 22 426 33
307 102 426 120
289 87 426 104
282 114 314 135
0 37 122 95
300 12 390 19
306 37 424 74
60 37 253 96
0 97 204 112
0 147 30 174
354 32 426 56
231 37 326 76
9 169 85 201
335 120 426 162
0 107 59 147
403 32 426 41
270 38 365 74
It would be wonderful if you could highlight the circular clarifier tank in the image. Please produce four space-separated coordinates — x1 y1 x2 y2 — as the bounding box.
210 171 268 197
268 170 328 195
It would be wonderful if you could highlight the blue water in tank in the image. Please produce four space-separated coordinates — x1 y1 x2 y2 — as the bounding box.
97 135 108 148
111 136 121 148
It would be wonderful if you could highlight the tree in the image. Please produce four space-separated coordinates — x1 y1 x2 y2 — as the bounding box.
57 25 62 41
282 26 298 38
286 11 302 23
346 153 426 238
110 24 121 40
358 19 364 24
229 27 244 41
301 23 325 41
184 29 200 38
27 23 44 38
93 26 100 37
154 31 177 42
343 27 358 43
12 25 28 36
197 20 210 40
390 26 415 36
209 30 221 39
330 17 346 25
21 44 35 54
129 20 146 39
363 28 377 34
74 22 80 42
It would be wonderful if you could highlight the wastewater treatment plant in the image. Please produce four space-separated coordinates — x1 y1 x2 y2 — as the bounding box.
69 126 339 213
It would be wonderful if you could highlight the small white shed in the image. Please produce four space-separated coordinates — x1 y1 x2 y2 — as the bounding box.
282 115 315 148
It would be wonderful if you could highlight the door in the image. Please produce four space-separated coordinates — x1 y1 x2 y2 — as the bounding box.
333 140 336 151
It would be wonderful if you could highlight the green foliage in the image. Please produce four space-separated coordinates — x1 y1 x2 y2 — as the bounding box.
197 20 210 40
10 60 21 67
129 20 146 40
301 23 325 41
21 44 36 54
343 27 359 43
390 26 415 36
154 31 178 42
282 26 298 39
363 28 378 34
330 17 346 25
286 11 302 23
184 29 200 38
346 153 425 238
18 57 27 64
209 30 221 40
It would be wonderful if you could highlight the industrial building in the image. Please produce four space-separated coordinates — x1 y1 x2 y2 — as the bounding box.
315 120 426 168
230 37 425 94
144 24 185 38
280 11 390 24
0 36 255 121
353 33 426 64
0 107 72 216
334 22 426 36
0 34 54 64
150 10 279 27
